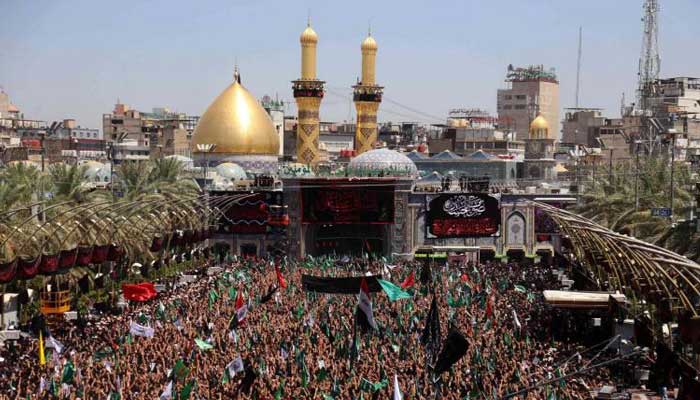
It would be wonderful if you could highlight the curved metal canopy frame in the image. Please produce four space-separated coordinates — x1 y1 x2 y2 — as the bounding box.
532 201 700 317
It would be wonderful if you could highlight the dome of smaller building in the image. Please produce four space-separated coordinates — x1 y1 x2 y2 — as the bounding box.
215 162 248 180
361 35 377 51
529 113 549 139
300 25 318 45
348 148 417 177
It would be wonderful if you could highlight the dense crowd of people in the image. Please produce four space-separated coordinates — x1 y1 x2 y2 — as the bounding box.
0 256 621 399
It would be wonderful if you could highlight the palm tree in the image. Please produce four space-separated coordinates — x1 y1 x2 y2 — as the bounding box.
576 155 696 259
48 163 89 202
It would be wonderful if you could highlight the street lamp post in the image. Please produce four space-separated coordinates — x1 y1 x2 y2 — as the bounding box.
196 143 216 255
669 129 677 221
634 140 642 212
196 143 217 190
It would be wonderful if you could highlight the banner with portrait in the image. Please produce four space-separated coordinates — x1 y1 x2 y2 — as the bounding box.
425 193 501 238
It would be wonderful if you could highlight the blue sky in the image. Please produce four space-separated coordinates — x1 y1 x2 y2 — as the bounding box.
1 0 698 130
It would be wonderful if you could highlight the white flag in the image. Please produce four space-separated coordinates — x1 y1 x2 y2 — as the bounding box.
357 279 377 330
512 309 521 331
38 377 46 394
393 374 403 400
226 356 244 377
47 335 63 354
129 321 154 338
159 380 173 400
228 329 238 344
236 304 248 323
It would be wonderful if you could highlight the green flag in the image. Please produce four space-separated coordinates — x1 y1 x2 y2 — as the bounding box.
171 359 189 382
377 279 412 301
195 338 213 351
208 289 219 309
274 382 284 399
49 378 58 396
61 360 75 384
514 284 527 293
228 286 237 300
180 379 196 400
301 359 310 388
156 302 166 321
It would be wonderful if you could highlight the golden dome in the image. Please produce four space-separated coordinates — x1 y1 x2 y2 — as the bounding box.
361 35 377 51
300 24 318 45
529 113 549 138
192 73 279 155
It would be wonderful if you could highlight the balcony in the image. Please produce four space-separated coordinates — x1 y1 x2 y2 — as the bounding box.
40 291 70 315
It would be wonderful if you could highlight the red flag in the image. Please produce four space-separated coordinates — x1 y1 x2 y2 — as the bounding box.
485 295 494 319
400 271 415 289
275 267 287 289
233 291 248 326
235 291 244 310
357 278 377 330
122 282 156 302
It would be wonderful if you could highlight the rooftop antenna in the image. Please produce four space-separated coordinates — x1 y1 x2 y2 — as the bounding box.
620 92 626 118
307 9 311 26
636 0 660 115
368 19 372 36
575 26 582 108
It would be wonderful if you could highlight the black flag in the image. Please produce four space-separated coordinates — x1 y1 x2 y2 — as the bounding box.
421 296 441 356
237 359 258 395
260 284 278 304
420 262 431 284
434 329 469 374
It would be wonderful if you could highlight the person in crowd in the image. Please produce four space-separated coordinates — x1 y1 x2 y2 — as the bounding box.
0 256 618 399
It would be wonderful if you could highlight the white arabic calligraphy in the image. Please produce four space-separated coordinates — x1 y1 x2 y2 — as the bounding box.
443 195 486 217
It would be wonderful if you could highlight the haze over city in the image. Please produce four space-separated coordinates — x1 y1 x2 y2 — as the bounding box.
2 0 699 129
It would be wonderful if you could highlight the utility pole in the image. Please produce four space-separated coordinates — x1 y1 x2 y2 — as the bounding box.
634 141 641 211
669 129 676 220
608 149 614 183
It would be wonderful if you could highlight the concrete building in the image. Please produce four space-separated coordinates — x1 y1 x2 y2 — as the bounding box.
561 108 606 146
0 90 21 120
497 65 560 141
428 110 525 159
103 103 198 159
49 119 101 141
648 77 700 116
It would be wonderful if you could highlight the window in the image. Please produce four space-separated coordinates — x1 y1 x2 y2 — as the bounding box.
514 105 526 110
503 105 512 110
515 95 526 100
504 95 512 100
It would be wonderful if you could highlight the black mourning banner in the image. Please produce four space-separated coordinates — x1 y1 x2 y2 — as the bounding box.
434 329 469 374
425 193 501 238
302 186 394 224
301 274 383 294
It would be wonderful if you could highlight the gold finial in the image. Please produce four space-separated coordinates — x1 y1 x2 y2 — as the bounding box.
307 9 311 27
368 20 371 37
233 64 240 84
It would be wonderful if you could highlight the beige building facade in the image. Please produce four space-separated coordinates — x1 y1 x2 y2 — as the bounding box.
497 65 560 142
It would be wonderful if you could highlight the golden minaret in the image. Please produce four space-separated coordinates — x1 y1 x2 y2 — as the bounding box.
353 30 383 154
293 21 325 164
